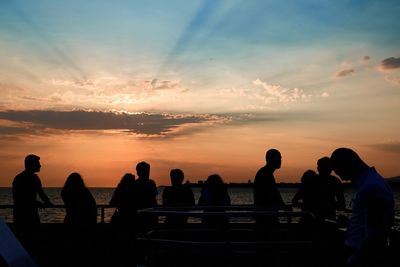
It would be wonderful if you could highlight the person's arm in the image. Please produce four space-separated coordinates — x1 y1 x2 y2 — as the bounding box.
292 187 303 207
189 189 195 206
224 188 231 205
109 190 119 207
361 187 393 254
198 189 207 206
253 170 262 206
162 188 169 206
36 178 52 206
335 178 346 211
151 180 158 206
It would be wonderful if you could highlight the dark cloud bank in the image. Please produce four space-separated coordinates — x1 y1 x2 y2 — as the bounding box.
380 57 400 70
0 110 221 136
336 69 354 78
368 142 400 154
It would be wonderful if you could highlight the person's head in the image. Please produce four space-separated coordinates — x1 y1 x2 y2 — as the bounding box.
118 173 135 188
317 157 333 176
63 172 85 191
24 154 41 173
170 169 184 186
330 148 369 182
205 174 224 189
265 149 281 170
136 161 150 179
301 170 317 185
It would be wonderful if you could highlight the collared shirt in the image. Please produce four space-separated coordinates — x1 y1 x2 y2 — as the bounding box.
345 167 394 251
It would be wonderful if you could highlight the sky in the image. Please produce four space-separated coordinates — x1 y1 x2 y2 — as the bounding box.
0 0 399 187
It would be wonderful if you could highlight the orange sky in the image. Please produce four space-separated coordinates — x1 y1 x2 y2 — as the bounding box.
1 121 398 187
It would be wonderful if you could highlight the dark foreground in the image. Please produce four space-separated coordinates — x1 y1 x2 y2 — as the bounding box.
2 209 400 267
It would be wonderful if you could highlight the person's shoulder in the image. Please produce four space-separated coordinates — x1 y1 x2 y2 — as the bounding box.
358 182 387 199
14 170 28 178
84 187 93 195
255 166 267 179
257 165 267 173
162 186 173 195
149 179 157 187
13 171 24 180
183 185 193 193
12 171 30 185
329 175 342 184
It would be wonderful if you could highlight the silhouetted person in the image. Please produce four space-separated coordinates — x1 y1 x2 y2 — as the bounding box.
331 148 394 267
292 169 318 224
12 154 53 263
135 162 158 232
109 173 138 266
109 173 137 227
135 162 158 209
198 174 231 227
315 157 346 221
293 167 343 266
254 149 285 233
61 172 97 225
61 173 97 267
254 149 285 208
199 174 231 206
12 154 53 228
162 169 195 225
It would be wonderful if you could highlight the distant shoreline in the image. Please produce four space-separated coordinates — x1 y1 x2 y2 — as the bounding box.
1 176 399 189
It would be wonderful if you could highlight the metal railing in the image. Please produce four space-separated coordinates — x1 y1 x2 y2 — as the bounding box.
0 204 300 224
1 204 399 224
0 204 113 223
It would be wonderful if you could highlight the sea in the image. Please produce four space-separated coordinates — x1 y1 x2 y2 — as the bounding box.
1 187 399 223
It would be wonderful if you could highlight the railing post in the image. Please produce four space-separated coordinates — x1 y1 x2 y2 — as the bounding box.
101 206 105 223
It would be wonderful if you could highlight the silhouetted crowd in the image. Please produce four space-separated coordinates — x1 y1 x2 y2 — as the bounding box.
10 147 396 267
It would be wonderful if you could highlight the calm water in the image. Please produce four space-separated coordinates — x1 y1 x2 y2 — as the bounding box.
1 187 399 223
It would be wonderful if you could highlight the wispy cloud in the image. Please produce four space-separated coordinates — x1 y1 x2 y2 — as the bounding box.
379 57 400 70
335 69 354 78
0 110 226 136
368 141 400 153
384 75 400 85
252 79 311 104
321 92 329 97
213 79 314 111
361 56 371 64
48 77 188 96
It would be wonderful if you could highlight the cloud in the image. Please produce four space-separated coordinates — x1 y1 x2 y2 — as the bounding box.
0 126 35 135
368 141 400 153
384 76 400 85
321 92 329 97
47 77 188 99
335 69 354 78
361 56 370 64
252 79 310 104
147 79 186 91
379 57 400 70
0 110 226 136
362 56 370 62
218 111 322 126
19 95 63 103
